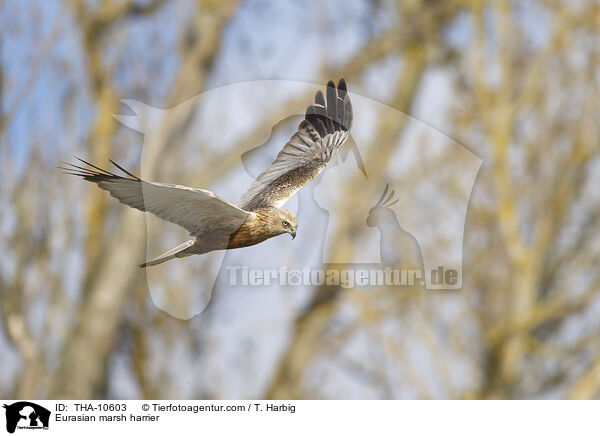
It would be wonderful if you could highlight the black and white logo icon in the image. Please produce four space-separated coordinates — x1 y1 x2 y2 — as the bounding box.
2 402 50 434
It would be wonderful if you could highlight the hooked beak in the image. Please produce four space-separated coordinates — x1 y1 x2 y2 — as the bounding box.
290 229 296 240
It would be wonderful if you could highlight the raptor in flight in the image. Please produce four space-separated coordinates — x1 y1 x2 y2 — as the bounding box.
63 79 353 267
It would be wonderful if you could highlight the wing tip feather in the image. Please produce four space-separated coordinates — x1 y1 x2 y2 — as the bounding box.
305 78 352 135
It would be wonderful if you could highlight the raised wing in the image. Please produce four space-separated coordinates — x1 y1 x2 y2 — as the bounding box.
62 159 250 237
237 78 353 210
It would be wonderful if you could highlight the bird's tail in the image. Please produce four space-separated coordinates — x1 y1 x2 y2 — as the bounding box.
139 239 195 268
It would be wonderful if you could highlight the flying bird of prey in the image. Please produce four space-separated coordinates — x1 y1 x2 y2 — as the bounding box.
63 79 353 267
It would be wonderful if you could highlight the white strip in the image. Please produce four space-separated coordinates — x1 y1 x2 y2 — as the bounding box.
1 400 594 436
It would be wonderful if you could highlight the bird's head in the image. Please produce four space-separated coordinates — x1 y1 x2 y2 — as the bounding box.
272 208 298 239
366 184 399 228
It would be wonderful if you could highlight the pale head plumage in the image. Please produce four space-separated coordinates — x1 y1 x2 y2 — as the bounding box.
254 207 297 239
275 208 297 239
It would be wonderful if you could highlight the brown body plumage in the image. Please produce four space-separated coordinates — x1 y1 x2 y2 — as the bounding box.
62 79 352 267
185 207 297 254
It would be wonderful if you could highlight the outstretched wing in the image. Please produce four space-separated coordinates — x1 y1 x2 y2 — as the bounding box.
237 78 353 210
62 159 250 236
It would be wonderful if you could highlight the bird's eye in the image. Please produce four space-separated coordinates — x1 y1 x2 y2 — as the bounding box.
282 221 290 227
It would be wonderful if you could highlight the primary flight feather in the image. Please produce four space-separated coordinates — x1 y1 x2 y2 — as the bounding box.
62 79 353 267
